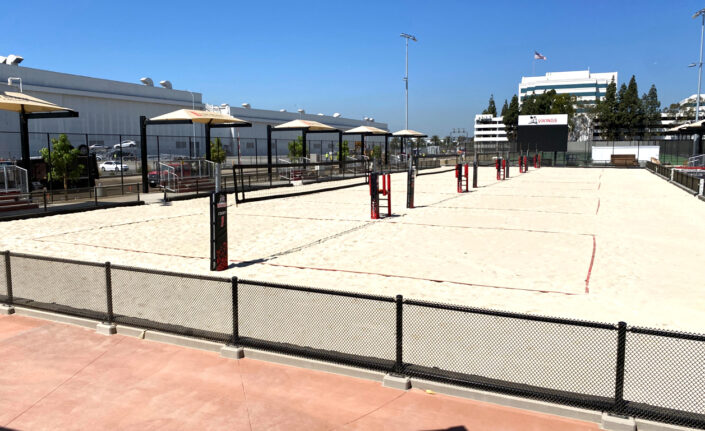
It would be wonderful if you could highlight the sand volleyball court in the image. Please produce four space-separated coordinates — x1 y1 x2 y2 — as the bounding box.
1 166 704 332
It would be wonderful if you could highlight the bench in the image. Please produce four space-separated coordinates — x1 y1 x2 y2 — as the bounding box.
611 154 638 167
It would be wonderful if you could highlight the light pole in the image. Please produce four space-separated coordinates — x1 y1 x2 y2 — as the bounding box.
692 8 705 156
400 33 417 131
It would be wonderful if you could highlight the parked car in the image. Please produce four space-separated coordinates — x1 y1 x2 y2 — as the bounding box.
113 140 137 149
99 161 129 172
89 144 108 151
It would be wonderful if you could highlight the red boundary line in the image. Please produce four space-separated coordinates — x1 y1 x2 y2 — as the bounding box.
595 198 600 215
33 238 582 296
585 235 596 294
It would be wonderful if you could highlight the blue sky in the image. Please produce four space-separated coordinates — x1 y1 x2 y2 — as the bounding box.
2 0 704 136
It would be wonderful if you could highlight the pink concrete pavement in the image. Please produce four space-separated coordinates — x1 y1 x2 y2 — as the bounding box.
0 314 601 431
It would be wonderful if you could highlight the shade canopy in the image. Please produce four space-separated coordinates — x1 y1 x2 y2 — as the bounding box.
0 91 76 114
343 125 391 136
667 120 705 133
392 129 427 138
149 109 250 126
273 119 339 132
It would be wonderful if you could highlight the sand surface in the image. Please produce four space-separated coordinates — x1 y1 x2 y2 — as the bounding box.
1 166 704 334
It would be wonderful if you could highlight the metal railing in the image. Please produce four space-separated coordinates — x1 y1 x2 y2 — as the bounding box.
1 250 704 429
687 154 705 167
0 165 29 194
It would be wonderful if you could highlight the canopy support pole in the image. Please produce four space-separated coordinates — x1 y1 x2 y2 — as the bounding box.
384 135 389 165
338 131 343 169
19 108 30 172
302 129 307 167
205 124 212 161
139 116 149 194
267 125 272 185
360 134 365 157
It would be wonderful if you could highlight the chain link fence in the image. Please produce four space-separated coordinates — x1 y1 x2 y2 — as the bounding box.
1 250 704 429
646 161 704 196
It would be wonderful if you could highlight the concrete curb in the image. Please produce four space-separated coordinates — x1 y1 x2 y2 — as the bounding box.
600 412 636 431
242 348 385 383
13 307 98 329
143 330 222 353
383 373 411 390
0 304 15 315
220 345 244 359
635 418 701 431
95 322 117 335
410 378 603 424
116 325 146 338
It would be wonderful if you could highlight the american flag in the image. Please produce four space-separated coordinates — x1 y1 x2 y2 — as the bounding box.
534 51 547 60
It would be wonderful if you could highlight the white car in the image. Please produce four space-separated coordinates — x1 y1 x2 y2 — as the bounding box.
114 140 137 149
99 161 129 172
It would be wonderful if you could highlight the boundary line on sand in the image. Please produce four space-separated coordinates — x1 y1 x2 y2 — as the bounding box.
585 235 596 294
31 238 583 296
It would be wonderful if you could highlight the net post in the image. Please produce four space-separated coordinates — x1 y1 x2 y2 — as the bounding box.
473 159 478 188
613 321 627 414
105 261 114 324
394 294 404 374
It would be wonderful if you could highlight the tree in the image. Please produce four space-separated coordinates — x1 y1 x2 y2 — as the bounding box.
39 134 84 200
500 99 509 117
339 140 350 159
431 135 441 146
288 135 304 159
502 94 520 142
595 78 619 140
210 137 226 163
482 95 497 116
617 76 643 139
641 84 661 138
371 145 382 160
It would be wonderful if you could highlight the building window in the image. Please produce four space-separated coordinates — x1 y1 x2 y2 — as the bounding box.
175 141 187 149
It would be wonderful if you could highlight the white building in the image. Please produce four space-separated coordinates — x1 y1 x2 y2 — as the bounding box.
0 61 386 159
519 70 618 112
473 114 508 153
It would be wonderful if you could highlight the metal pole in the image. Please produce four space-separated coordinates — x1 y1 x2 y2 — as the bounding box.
394 294 404 374
231 276 239 345
695 14 705 156
405 37 409 130
105 262 114 324
4 250 13 306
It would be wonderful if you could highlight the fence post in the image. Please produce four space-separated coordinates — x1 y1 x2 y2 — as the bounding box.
394 294 404 374
700 178 704 196
231 276 239 345
4 250 13 306
613 321 627 414
105 262 114 324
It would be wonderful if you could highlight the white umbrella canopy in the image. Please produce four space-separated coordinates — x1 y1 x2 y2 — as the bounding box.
150 109 250 125
392 129 427 137
0 91 75 113
667 120 705 132
344 125 391 135
273 119 338 131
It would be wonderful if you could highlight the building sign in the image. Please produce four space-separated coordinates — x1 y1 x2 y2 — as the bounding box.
518 114 568 126
210 191 228 271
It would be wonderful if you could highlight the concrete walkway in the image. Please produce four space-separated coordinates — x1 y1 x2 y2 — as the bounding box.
0 314 600 431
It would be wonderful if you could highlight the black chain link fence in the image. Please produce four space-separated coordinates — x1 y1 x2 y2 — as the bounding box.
402 299 618 411
646 161 703 195
1 250 704 429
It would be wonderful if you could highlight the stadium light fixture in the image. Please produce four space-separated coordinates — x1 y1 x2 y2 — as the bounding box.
140 77 154 86
159 80 172 89
333 113 341 118
242 103 251 109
